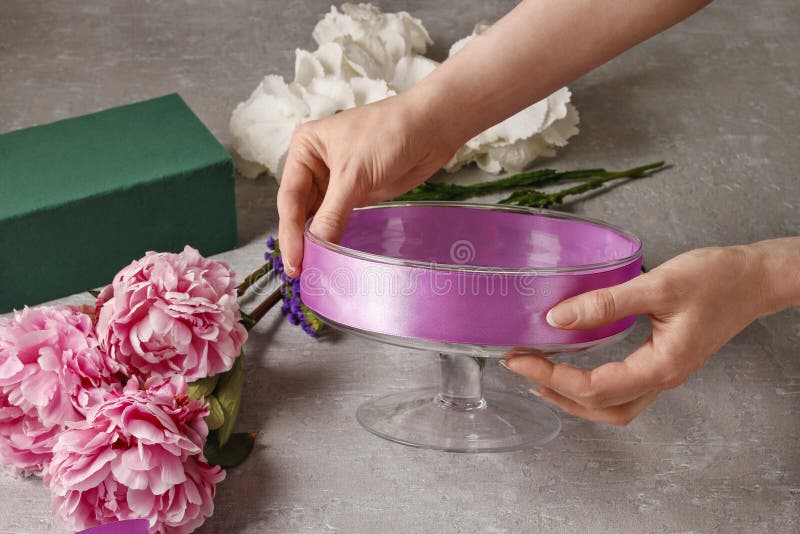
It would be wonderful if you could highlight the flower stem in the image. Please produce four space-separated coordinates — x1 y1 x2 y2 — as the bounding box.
244 286 283 331
393 161 666 202
498 161 667 207
236 261 273 297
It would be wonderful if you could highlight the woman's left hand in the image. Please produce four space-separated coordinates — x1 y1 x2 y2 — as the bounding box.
502 238 799 426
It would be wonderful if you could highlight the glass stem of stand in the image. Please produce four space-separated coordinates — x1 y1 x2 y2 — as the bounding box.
436 353 487 410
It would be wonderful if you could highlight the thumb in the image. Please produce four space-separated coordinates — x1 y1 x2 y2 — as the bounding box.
546 274 654 330
308 182 355 246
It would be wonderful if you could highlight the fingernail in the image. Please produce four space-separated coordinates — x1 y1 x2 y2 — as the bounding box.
499 359 511 371
284 258 296 276
528 388 542 398
546 305 576 328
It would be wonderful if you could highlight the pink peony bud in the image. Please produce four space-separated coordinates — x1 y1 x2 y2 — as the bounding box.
46 376 225 534
0 306 121 475
96 246 248 382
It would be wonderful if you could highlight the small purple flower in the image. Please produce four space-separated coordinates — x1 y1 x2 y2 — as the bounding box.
266 235 323 337
273 255 284 274
289 300 302 314
301 323 316 336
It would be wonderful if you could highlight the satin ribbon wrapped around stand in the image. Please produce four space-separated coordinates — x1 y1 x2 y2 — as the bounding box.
301 202 642 352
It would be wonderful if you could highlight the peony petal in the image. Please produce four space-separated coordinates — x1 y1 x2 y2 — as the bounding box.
111 459 149 490
122 408 165 443
19 370 58 407
127 487 156 517
0 356 24 381
16 330 54 359
148 453 186 495
121 444 155 471
59 448 116 491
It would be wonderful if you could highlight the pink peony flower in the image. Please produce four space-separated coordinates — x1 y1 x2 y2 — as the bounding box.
96 246 247 382
0 305 120 475
46 376 225 534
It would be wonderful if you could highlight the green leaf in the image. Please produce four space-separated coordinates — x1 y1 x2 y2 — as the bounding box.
204 432 256 468
187 375 220 399
205 395 225 431
215 352 245 447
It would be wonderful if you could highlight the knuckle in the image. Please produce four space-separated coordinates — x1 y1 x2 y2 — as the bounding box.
647 274 673 296
312 211 344 239
292 122 314 140
586 289 616 320
276 186 297 212
311 211 343 233
577 388 603 408
289 123 319 152
647 274 683 306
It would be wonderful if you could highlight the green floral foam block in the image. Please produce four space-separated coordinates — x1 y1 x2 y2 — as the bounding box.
0 94 238 312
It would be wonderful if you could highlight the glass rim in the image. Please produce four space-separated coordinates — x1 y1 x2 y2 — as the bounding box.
303 201 643 274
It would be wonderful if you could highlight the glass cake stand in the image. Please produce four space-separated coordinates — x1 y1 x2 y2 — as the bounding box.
301 202 643 453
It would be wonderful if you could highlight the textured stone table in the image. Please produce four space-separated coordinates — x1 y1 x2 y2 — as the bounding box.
1 1 798 532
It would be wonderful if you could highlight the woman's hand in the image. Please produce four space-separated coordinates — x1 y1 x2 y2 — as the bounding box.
504 238 800 426
277 0 713 277
277 93 457 276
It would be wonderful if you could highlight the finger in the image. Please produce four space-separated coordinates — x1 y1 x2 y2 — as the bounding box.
536 386 659 426
506 341 662 408
308 177 357 245
277 152 314 277
546 273 657 330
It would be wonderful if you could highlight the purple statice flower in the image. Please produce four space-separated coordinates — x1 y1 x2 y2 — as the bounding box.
272 253 284 273
265 236 323 337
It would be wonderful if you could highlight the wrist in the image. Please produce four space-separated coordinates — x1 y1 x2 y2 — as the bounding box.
742 238 800 316
401 74 480 155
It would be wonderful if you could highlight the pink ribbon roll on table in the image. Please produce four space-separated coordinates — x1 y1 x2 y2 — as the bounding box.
77 519 150 534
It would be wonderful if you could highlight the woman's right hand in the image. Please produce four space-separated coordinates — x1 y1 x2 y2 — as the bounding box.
276 0 715 277
277 91 458 277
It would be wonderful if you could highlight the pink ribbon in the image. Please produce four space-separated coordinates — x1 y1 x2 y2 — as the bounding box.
78 519 150 534
301 203 642 349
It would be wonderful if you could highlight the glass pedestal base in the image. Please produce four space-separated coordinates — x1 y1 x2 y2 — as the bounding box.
356 386 561 453
318 317 635 453
355 353 561 453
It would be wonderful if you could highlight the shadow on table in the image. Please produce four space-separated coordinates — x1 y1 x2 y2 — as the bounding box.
198 324 344 532
197 451 276 533
234 171 279 246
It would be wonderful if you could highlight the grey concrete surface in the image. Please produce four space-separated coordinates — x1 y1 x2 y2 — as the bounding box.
1 1 798 533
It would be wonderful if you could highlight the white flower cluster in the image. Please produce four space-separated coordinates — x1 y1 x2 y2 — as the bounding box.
230 3 579 180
